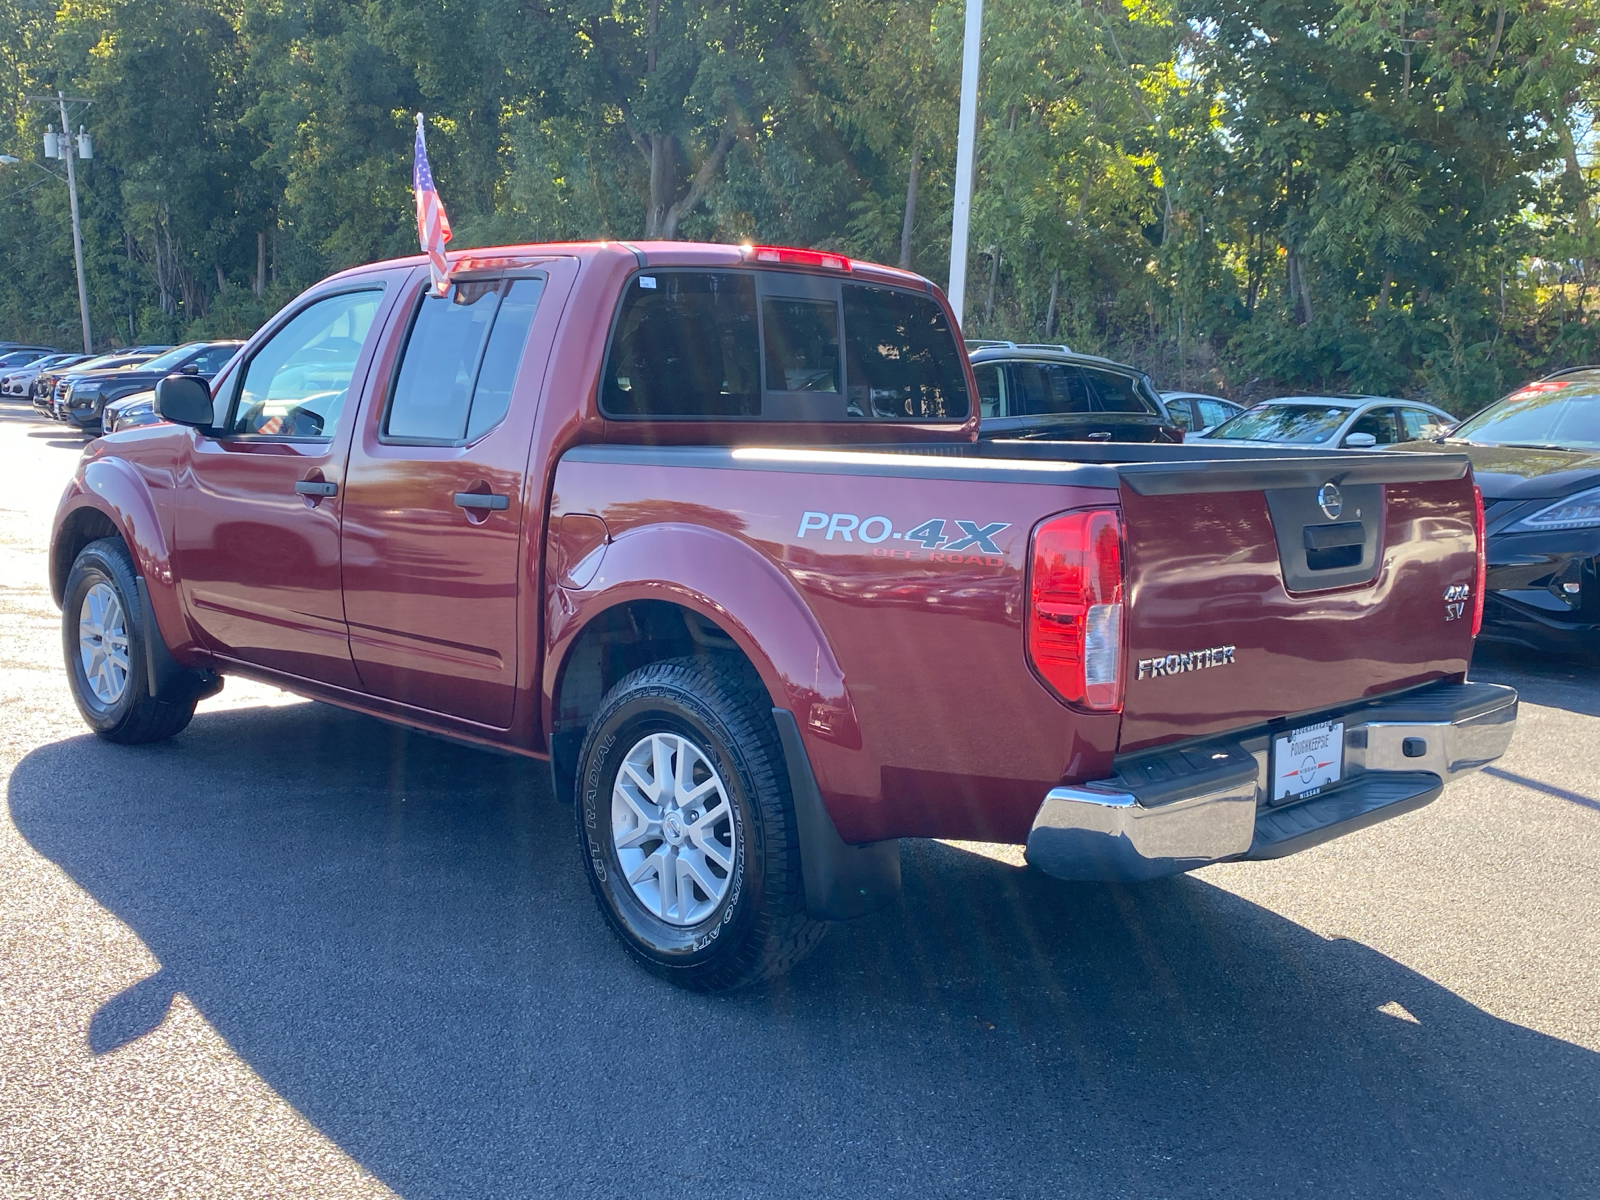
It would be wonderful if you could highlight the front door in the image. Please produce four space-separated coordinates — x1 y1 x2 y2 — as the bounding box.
339 270 552 728
173 283 396 687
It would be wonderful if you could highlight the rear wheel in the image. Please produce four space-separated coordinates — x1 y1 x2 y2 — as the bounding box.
62 537 198 744
574 656 827 990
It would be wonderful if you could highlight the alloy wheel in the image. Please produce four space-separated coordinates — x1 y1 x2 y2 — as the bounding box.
78 581 131 705
611 731 738 926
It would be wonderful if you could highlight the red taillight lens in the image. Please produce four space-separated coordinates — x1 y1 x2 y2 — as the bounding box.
743 245 852 272
1472 483 1486 638
1028 508 1125 711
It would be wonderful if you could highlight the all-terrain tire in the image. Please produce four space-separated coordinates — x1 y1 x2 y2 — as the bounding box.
575 655 828 990
62 537 198 744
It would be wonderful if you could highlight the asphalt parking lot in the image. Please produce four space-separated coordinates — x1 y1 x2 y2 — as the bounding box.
1 403 1597 1199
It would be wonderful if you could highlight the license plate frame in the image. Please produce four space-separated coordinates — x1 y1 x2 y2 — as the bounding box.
1271 719 1345 803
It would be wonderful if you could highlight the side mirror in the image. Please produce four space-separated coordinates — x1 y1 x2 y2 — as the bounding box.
155 373 213 427
1344 431 1378 448
179 362 200 375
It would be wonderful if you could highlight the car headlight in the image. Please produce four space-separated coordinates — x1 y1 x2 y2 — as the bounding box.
1509 485 1600 532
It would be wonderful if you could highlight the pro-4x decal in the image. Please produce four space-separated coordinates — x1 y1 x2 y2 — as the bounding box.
796 511 1012 557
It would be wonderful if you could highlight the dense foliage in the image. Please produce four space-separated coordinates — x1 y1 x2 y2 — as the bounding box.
2 0 1596 409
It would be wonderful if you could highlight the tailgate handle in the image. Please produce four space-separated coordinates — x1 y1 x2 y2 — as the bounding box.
1303 521 1364 551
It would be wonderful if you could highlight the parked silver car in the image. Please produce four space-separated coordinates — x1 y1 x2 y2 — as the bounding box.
1196 394 1455 449
1159 390 1245 437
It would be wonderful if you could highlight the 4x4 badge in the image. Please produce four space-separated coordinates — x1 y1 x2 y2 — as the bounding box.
1443 583 1471 621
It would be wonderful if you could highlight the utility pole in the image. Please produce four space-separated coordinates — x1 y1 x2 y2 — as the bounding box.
58 92 92 354
947 0 984 330
24 93 94 353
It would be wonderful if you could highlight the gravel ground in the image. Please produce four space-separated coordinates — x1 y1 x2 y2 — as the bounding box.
1 403 1597 1199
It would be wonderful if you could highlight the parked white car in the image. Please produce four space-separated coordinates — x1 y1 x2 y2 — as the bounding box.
1 353 85 398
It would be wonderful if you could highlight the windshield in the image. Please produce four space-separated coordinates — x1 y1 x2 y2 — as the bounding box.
65 354 131 373
1206 403 1352 444
1451 383 1600 450
140 343 205 373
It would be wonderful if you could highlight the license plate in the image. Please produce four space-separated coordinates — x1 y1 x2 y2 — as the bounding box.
1272 719 1344 802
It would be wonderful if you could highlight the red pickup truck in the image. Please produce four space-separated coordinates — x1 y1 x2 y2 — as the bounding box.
51 241 1517 990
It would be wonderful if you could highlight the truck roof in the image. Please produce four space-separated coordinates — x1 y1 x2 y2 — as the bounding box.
325 240 937 295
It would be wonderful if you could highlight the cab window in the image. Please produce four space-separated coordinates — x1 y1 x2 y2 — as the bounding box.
225 289 383 440
601 272 761 417
383 276 545 444
600 270 969 421
841 283 969 420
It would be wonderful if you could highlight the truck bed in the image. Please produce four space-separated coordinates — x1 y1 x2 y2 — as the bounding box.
551 440 1477 842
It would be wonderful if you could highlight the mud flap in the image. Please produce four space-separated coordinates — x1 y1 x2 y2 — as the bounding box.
772 707 901 921
135 577 219 702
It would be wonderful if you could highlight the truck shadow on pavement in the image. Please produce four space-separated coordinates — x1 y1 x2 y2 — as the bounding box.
10 699 1599 1200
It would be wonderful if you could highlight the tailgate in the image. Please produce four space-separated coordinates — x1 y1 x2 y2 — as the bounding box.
1114 452 1477 753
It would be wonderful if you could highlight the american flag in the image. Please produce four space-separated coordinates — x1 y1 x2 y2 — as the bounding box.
413 113 453 296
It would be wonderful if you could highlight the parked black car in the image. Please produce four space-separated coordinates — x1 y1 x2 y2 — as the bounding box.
59 342 238 432
965 340 1184 442
34 348 169 416
1408 368 1600 654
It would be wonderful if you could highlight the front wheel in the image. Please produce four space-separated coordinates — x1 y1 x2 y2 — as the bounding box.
574 656 827 991
62 537 198 744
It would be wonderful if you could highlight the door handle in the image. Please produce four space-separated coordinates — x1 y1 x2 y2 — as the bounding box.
453 492 509 511
1085 431 1113 441
294 480 338 497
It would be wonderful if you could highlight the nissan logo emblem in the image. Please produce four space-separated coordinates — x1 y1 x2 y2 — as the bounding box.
1317 483 1343 519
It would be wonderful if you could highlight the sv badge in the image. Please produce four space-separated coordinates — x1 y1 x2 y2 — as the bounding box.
1443 583 1471 621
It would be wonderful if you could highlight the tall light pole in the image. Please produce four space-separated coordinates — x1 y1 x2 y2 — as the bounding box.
25 92 94 353
947 0 984 330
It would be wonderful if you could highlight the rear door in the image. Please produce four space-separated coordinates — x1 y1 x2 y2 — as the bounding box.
1344 406 1405 447
982 361 1100 439
339 265 566 727
1080 366 1174 442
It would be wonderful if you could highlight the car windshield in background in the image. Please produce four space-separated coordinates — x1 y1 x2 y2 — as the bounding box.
1208 404 1351 444
1451 383 1600 451
139 344 206 373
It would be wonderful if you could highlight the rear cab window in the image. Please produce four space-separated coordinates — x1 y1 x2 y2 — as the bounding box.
600 269 968 422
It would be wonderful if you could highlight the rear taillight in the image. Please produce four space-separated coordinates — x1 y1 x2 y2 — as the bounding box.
1472 484 1486 638
1028 508 1125 711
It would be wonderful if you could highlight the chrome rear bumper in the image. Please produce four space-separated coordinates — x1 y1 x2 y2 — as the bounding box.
1025 681 1517 882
